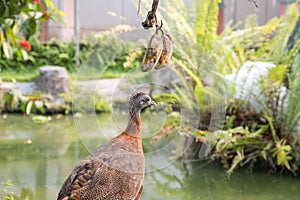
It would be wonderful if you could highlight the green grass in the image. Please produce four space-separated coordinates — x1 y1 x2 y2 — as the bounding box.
0 68 39 82
0 68 129 83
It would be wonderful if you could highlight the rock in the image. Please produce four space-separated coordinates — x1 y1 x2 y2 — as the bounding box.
225 61 287 112
151 67 183 95
0 87 23 112
0 82 36 95
36 66 70 96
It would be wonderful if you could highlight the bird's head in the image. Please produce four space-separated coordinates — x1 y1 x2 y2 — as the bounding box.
129 92 157 114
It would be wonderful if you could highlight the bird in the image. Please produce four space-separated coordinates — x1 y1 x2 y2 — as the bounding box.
57 92 157 200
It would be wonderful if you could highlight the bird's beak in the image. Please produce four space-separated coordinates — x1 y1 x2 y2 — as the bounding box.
151 100 157 107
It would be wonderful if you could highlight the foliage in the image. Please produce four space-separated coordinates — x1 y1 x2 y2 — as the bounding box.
0 0 64 60
95 101 111 113
61 90 111 114
0 36 83 72
0 25 140 81
82 25 142 79
0 179 33 200
153 93 179 104
0 68 38 82
31 115 51 123
146 0 300 175
231 5 300 174
1 179 15 200
215 19 300 174
194 0 221 51
0 89 44 115
219 6 300 175
152 93 180 113
0 87 111 115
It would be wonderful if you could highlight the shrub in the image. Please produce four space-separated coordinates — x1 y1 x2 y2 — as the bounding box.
147 0 300 175
0 25 141 80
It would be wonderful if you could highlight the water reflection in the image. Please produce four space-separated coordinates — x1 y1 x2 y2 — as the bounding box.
143 161 300 200
0 115 300 200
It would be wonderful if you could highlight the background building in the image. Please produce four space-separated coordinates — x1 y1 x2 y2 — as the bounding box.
43 0 298 41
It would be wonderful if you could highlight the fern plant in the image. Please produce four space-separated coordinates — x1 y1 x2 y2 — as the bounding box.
216 5 300 174
194 0 221 52
133 0 300 175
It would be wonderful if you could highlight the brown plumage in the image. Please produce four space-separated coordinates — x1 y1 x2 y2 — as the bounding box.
57 92 156 200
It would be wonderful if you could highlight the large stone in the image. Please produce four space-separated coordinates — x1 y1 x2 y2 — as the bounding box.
151 67 183 95
36 66 70 96
225 61 287 112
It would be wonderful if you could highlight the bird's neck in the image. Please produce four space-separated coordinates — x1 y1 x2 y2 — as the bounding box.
124 113 142 137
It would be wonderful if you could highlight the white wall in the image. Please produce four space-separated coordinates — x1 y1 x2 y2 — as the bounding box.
223 0 281 29
47 0 142 41
46 0 284 41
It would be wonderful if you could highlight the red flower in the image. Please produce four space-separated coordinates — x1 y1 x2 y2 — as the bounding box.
32 0 40 3
18 40 31 51
33 97 39 101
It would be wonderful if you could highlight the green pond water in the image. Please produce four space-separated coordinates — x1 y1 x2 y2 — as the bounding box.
0 114 300 200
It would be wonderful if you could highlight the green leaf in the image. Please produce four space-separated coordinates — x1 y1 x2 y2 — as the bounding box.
21 49 29 60
250 125 269 137
38 107 45 114
194 0 221 51
272 140 293 170
31 115 50 124
16 48 22 59
5 26 13 39
21 102 26 113
195 83 204 105
0 2 7 17
58 53 69 59
5 92 14 106
28 18 37 35
261 150 267 160
2 41 13 59
226 149 244 176
267 65 286 83
26 100 34 115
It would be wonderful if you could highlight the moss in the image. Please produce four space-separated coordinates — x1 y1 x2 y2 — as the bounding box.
152 93 181 113
164 112 181 126
1 69 38 82
95 101 111 113
152 93 179 105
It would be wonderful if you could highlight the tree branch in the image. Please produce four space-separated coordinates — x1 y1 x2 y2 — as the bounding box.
140 0 160 29
249 0 259 8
